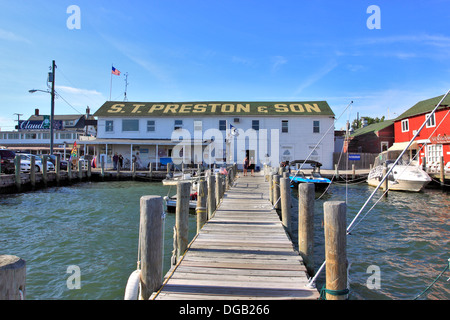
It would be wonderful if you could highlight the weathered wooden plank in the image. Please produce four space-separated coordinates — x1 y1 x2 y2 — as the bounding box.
153 175 319 300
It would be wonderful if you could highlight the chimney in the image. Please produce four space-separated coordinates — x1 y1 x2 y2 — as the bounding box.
35 108 39 116
86 106 90 118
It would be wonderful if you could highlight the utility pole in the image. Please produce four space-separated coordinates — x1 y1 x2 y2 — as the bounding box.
123 72 129 101
49 60 56 155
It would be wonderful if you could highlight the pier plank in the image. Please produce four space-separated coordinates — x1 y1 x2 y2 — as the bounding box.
152 174 319 300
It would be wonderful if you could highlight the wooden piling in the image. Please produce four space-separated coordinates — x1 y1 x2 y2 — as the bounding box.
176 181 190 261
78 160 83 181
280 177 291 236
42 155 48 185
323 201 347 300
0 255 26 300
215 172 221 207
14 156 21 190
207 175 216 219
268 172 274 204
273 174 280 210
55 156 61 184
196 179 207 233
139 196 164 300
382 163 389 197
298 183 315 276
30 156 36 188
440 156 445 187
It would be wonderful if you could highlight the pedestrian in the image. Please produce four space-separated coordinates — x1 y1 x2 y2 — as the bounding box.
113 152 119 170
118 154 123 169
243 156 249 176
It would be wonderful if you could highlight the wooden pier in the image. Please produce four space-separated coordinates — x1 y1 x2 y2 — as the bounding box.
151 174 319 300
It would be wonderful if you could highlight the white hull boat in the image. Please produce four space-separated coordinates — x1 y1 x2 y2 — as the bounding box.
367 151 431 192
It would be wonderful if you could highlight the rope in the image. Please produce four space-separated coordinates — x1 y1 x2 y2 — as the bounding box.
319 285 349 300
414 258 450 300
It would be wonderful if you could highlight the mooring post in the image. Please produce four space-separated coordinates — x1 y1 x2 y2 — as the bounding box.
268 172 274 204
87 160 91 180
382 163 389 197
14 155 21 190
176 181 190 261
196 179 207 233
55 156 61 184
101 157 105 179
30 156 36 188
352 164 356 180
42 155 49 186
68 160 72 182
207 174 216 219
298 183 315 276
0 255 26 300
324 201 347 300
273 174 280 210
440 156 445 187
334 164 339 179
215 172 221 207
280 177 291 236
139 196 164 300
78 159 83 181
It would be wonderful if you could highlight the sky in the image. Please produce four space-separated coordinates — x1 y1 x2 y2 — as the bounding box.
1 0 450 131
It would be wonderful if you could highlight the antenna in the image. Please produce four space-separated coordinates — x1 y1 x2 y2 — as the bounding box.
123 72 129 101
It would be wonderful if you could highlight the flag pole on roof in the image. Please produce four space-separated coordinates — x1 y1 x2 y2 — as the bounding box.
110 64 121 101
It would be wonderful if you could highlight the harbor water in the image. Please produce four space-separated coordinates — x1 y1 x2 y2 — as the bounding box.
0 180 448 300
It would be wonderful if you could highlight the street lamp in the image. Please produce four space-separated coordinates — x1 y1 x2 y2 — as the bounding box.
29 60 56 155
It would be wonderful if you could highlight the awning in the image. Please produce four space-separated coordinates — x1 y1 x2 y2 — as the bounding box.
388 141 420 151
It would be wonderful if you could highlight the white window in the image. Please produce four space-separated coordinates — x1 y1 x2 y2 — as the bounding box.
147 120 155 132
252 120 260 131
425 113 436 128
401 119 409 132
105 120 114 132
174 120 183 130
313 120 320 133
219 120 226 131
281 120 288 133
427 144 443 163
122 119 139 132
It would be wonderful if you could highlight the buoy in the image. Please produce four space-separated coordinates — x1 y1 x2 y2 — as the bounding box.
124 269 141 300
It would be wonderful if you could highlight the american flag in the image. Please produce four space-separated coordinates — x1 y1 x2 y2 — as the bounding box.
112 66 121 76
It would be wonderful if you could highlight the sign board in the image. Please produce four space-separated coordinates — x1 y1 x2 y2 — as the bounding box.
348 154 361 161
18 120 63 130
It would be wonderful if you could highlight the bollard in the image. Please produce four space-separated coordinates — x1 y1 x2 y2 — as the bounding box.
176 181 190 262
30 156 36 188
324 201 347 300
280 177 291 236
0 255 26 300
273 174 280 210
14 155 21 190
43 155 48 185
268 172 274 204
196 179 208 233
139 196 164 300
440 156 445 187
298 183 315 276
215 172 221 207
207 175 216 219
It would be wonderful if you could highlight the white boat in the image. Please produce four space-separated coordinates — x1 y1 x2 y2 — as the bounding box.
367 150 431 192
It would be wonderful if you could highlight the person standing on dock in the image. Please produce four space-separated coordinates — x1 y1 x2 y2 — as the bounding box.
118 154 123 169
113 152 119 170
243 156 249 176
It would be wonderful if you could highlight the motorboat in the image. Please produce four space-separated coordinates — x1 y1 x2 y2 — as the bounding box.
163 193 197 213
367 150 431 192
288 160 331 191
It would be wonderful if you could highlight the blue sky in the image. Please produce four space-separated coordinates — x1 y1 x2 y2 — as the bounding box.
1 0 450 131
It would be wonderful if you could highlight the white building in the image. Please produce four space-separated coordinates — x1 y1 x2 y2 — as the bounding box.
87 101 335 170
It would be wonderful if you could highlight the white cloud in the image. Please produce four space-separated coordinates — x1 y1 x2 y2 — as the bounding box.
294 60 338 95
271 56 287 72
56 85 102 96
0 28 31 44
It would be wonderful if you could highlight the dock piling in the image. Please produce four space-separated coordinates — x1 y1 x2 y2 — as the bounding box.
323 201 348 300
196 179 207 233
0 255 26 300
175 181 190 262
280 177 291 236
298 183 315 276
139 196 164 300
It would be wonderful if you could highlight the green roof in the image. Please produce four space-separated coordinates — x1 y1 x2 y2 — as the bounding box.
395 94 450 120
350 119 394 137
93 101 335 117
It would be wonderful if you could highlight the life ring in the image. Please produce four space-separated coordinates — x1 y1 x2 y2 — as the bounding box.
124 269 141 300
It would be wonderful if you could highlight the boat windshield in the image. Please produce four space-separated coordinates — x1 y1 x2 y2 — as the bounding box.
311 172 321 178
374 150 411 166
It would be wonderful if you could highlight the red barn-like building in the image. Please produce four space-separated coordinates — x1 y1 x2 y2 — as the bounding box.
393 94 450 169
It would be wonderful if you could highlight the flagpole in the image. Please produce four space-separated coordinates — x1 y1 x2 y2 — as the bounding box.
109 64 113 100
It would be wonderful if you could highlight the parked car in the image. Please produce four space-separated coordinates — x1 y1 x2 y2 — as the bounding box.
0 148 16 174
48 155 68 170
18 154 55 172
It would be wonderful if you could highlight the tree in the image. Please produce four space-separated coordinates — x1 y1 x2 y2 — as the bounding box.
351 116 385 131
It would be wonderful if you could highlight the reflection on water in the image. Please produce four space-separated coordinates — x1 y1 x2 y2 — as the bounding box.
292 184 449 300
1 180 449 299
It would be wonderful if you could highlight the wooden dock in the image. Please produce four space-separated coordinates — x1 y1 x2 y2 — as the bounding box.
152 174 319 300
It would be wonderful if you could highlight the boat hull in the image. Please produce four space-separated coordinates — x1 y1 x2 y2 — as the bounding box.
367 177 430 192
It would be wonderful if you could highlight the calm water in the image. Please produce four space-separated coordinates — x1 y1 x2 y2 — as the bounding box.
0 180 448 300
